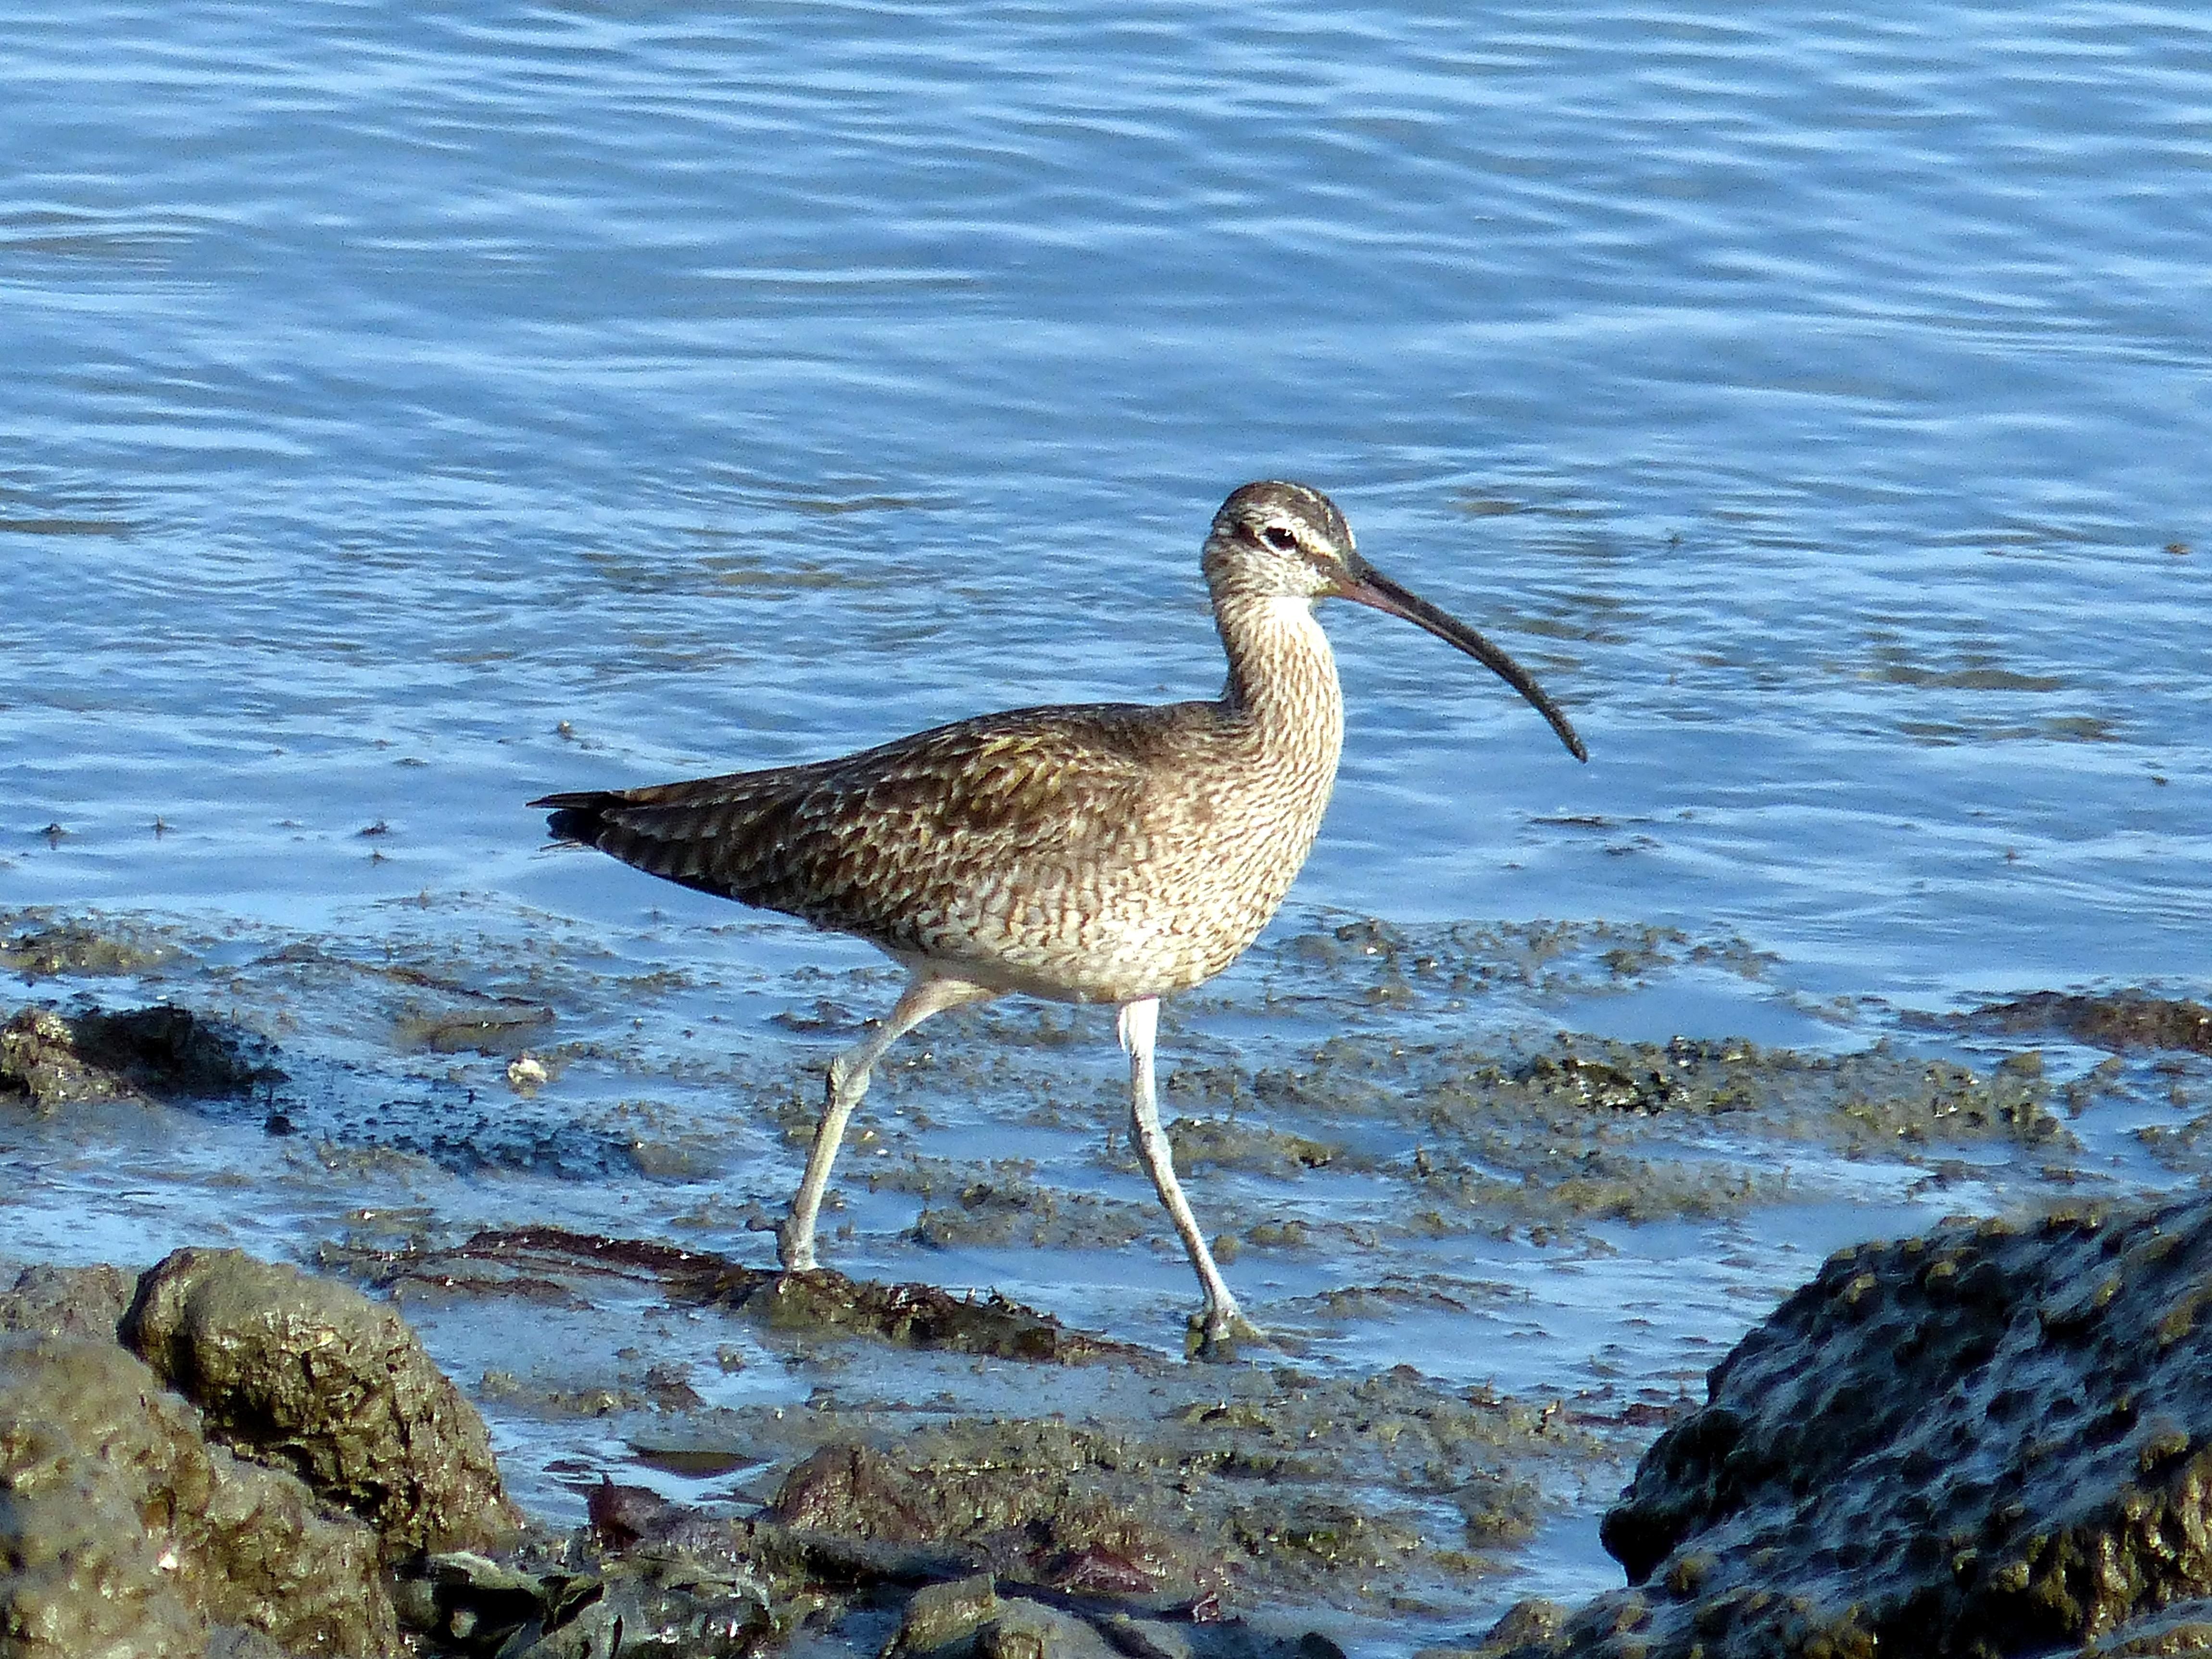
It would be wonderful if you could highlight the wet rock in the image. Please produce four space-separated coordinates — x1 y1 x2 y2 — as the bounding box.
887 1572 1002 1655
745 1267 1140 1364
393 999 555 1057
400 1530 1330 1659
767 1428 1209 1606
396 1349 1556 1659
751 1364 1567 1618
1971 990 2212 1056
976 1596 1122 1659
390 1548 544 1634
454 1504 1356 1659
2085 1596 2212 1655
1422 1598 1568 1659
772 1442 942 1544
0 1331 401 1658
1166 1117 1343 1177
75 1004 279 1095
0 917 176 978
908 1174 1153 1253
1 1006 129 1110
395 1546 774 1658
123 1246 521 1558
587 1475 716 1550
1485 1036 2061 1145
390 1226 1156 1364
0 1259 135 1340
0 1002 280 1112
1094 1612 1197 1659
1506 1191 2212 1657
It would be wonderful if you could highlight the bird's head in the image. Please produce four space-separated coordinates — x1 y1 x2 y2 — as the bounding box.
1202 479 1587 763
1201 479 1360 603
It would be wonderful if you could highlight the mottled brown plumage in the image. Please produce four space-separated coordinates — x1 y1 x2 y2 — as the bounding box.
535 480 1584 1350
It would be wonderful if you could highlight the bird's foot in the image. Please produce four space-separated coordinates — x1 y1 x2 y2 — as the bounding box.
1188 1305 1266 1361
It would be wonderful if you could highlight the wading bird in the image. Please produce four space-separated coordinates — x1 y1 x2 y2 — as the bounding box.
536 481 1585 1350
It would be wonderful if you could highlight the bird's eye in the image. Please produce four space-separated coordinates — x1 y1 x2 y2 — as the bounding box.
1259 524 1299 553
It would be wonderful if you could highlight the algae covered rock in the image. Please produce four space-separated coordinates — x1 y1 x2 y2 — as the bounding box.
122 1245 521 1558
0 1335 203 1658
0 1003 278 1113
1506 1190 2212 1658
0 1007 131 1112
0 1260 135 1341
0 1250 524 1657
0 1331 401 1659
0 918 176 979
767 1429 1209 1604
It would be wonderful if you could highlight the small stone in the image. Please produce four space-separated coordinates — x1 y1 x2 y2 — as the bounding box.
888 1573 999 1656
981 1598 1119 1659
1097 1614 1193 1659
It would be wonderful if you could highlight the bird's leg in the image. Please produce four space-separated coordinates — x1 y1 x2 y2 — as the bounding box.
780 971 993 1271
1118 996 1258 1355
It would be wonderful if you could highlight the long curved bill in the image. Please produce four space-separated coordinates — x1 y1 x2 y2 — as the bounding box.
1339 556 1588 763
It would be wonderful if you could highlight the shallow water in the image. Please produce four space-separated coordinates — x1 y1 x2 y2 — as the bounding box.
5 0 2211 1647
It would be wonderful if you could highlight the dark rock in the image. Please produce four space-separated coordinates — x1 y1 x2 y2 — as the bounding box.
771 1442 940 1544
514 1464 1415 1659
586 1474 684 1548
723 1358 1573 1625
1 1007 130 1110
1096 1613 1197 1659
0 1332 401 1658
122 1246 521 1558
730 1513 986 1590
1515 1192 2212 1658
389 1549 549 1649
70 1004 281 1095
1971 990 2212 1056
744 1268 1142 1363
0 1003 280 1113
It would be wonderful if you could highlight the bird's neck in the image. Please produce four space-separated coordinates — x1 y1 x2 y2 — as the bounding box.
1214 593 1347 763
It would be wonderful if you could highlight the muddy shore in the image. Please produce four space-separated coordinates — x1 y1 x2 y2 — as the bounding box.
10 1194 2212 1657
6 910 2212 1654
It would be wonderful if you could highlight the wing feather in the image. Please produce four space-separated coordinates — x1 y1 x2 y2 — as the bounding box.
534 702 1206 951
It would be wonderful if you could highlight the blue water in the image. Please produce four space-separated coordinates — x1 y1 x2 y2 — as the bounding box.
5 0 2211 1642
8 2 2208 996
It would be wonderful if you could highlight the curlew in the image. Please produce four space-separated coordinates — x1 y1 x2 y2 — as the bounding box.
534 481 1585 1350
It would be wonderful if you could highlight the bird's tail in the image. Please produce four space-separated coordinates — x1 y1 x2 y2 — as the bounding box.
530 791 615 847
